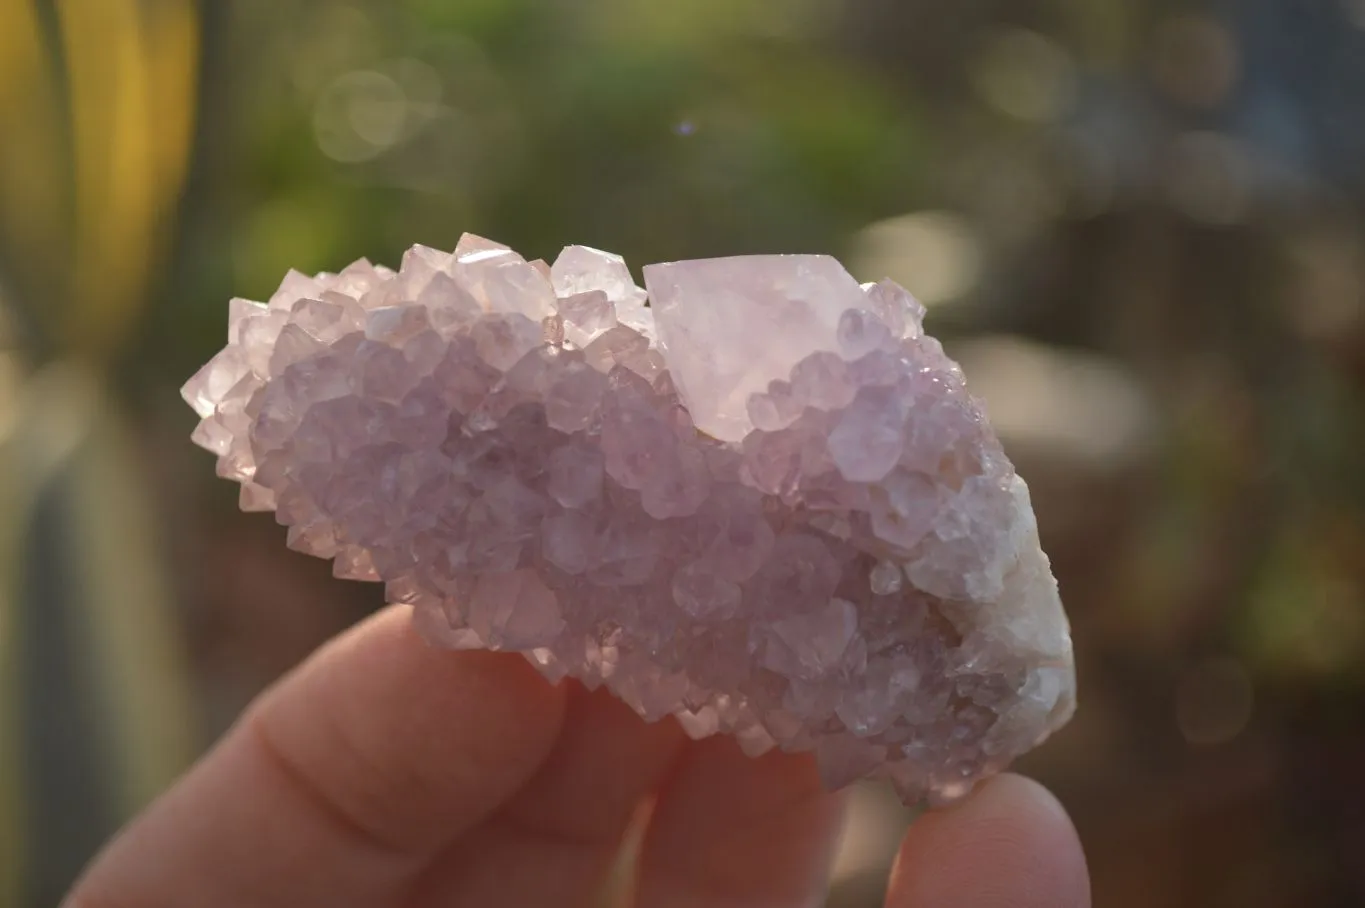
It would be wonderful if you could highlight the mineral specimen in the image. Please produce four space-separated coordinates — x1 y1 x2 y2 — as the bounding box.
183 236 1075 805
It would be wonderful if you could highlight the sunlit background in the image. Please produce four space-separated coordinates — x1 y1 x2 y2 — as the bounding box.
2 1 1364 905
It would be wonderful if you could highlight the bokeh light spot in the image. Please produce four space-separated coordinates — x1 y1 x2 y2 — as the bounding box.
970 28 1076 123
852 212 982 306
1344 0 1365 29
1176 657 1254 746
951 337 1155 470
1284 225 1365 341
387 57 443 108
314 70 410 163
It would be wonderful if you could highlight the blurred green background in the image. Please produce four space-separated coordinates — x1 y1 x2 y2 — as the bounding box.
2 0 1364 905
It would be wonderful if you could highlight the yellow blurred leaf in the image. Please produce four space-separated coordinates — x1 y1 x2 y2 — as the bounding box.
56 0 201 358
0 0 200 361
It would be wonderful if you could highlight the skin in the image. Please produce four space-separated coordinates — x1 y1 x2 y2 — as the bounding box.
64 605 1090 907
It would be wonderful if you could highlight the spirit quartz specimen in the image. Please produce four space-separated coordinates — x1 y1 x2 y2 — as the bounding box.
182 234 1076 805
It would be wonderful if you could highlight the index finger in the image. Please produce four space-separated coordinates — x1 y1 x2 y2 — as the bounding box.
64 605 568 908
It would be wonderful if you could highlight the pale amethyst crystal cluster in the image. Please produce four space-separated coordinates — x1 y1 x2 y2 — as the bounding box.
183 234 1075 805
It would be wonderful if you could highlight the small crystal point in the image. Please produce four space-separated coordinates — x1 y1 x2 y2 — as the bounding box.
869 560 904 595
557 290 617 348
181 347 250 417
333 545 380 581
228 297 267 342
644 255 866 442
551 244 646 308
185 238 1076 808
454 232 514 258
238 481 277 512
269 269 322 310
862 278 926 339
402 243 452 271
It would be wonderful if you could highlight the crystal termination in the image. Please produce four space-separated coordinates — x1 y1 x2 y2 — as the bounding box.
183 235 1076 805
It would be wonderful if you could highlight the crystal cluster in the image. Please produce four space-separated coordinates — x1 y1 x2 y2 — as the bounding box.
183 234 1075 805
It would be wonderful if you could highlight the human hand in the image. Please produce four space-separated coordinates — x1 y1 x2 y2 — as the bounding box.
64 605 1089 907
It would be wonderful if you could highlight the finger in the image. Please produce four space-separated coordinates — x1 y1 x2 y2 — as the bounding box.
65 605 568 908
407 683 686 907
633 736 848 908
884 773 1089 908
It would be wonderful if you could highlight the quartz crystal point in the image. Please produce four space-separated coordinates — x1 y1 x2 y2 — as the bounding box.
183 235 1075 806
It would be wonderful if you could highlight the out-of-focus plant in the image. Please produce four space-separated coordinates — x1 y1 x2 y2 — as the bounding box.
0 2 200 903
